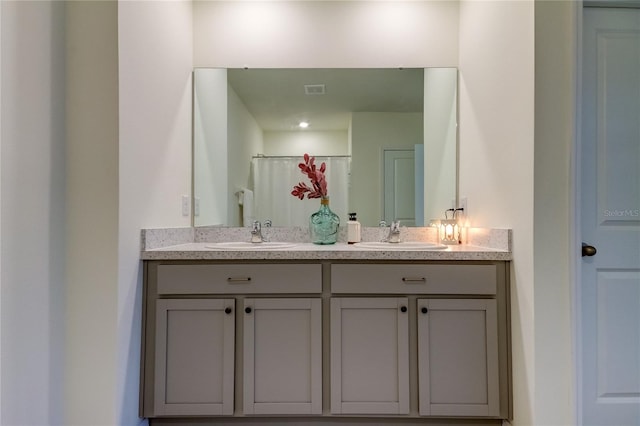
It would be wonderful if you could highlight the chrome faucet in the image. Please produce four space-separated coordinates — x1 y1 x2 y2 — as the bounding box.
251 220 272 243
261 219 272 242
250 220 264 243
379 220 387 242
387 220 401 243
379 220 401 243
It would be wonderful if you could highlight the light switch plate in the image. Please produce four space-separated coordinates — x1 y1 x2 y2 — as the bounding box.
459 197 468 220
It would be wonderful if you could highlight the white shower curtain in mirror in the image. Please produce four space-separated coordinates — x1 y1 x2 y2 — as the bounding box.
251 156 350 227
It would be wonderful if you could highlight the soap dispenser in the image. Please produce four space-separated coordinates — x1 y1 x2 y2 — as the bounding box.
347 212 361 244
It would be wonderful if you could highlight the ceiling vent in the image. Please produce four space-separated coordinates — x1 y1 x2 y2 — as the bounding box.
304 84 326 95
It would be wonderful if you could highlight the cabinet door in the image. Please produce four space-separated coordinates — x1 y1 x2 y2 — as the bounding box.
417 299 499 417
330 297 409 415
154 299 235 416
243 298 322 415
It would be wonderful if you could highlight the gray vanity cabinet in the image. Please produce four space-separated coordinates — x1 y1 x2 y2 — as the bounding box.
243 297 323 415
141 262 323 418
330 262 510 420
141 260 511 423
153 298 235 416
330 297 410 415
417 298 499 417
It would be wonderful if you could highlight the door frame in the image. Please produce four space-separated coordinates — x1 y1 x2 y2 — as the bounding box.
572 3 584 424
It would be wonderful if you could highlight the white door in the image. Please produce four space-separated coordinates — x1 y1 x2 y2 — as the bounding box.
330 297 410 415
243 298 322 415
581 8 640 425
383 149 416 226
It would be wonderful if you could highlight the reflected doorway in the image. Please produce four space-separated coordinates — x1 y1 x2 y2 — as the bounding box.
383 149 416 226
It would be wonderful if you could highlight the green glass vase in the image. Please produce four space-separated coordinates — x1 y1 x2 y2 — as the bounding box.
310 197 340 245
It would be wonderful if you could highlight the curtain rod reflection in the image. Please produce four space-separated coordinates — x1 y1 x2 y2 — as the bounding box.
252 154 351 159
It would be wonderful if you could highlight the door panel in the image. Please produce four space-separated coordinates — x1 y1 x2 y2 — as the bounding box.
330 297 410 414
417 299 499 417
581 8 640 425
595 272 640 400
243 298 322 415
384 149 416 226
154 299 235 416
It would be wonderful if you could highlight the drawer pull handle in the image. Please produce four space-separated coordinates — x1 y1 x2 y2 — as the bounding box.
400 306 407 313
245 307 252 314
224 307 232 315
227 277 252 283
402 277 426 283
421 307 428 314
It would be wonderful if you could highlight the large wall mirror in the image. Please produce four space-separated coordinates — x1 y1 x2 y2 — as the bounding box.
193 68 457 228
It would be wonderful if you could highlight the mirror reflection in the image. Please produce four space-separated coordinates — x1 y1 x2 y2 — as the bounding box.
193 68 457 227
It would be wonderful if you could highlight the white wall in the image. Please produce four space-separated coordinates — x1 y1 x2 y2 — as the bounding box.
194 68 228 226
458 1 535 424
0 4 3 419
534 2 577 425
193 1 459 68
351 112 423 227
227 86 263 226
423 68 457 221
1 1 66 424
194 72 265 227
264 130 349 157
65 2 120 424
2 2 193 424
118 1 193 424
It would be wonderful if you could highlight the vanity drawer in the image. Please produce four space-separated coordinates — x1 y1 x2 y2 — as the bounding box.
331 264 497 295
157 264 322 295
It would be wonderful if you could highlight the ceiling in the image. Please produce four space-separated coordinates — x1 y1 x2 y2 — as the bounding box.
227 68 424 131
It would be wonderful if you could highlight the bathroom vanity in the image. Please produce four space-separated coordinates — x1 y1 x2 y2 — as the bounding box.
139 228 512 425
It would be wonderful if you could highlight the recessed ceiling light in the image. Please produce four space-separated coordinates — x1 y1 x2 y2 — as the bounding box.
299 121 310 129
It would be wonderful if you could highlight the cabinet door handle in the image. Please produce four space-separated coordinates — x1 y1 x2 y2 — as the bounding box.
227 277 252 283
402 277 426 283
400 306 407 313
421 307 428 314
224 307 232 315
245 307 252 314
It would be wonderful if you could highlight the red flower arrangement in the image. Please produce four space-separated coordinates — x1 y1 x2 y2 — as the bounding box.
291 154 328 200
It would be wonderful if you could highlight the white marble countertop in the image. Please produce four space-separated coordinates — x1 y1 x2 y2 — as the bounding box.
141 241 511 261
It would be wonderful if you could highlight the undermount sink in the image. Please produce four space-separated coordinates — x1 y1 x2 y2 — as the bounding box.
205 241 299 250
353 241 448 251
